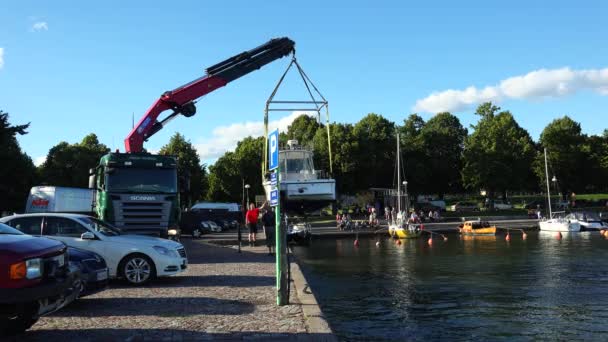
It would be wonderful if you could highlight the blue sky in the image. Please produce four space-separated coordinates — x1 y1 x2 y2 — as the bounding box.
1 1 607 166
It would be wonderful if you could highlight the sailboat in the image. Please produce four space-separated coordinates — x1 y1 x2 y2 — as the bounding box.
388 133 423 239
538 148 581 232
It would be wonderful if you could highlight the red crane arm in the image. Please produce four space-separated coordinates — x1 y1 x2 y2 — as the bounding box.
124 37 295 153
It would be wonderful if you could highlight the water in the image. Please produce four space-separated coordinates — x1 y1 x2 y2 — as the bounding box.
293 232 608 341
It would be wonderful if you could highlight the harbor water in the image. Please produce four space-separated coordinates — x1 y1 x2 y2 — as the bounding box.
293 232 608 341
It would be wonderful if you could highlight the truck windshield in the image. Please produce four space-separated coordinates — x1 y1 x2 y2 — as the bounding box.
77 217 121 236
106 168 177 193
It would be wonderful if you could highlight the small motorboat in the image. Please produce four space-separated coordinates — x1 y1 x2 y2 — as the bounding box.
566 211 607 231
459 220 497 236
390 223 423 239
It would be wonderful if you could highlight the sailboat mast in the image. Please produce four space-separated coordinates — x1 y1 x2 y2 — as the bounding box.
544 148 552 218
397 133 401 213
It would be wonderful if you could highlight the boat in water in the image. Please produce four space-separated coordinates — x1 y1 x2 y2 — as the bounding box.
566 211 607 231
263 140 336 213
388 133 423 239
539 148 581 232
459 220 497 236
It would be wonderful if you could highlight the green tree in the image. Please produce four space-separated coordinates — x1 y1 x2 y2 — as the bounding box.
419 112 467 198
312 123 359 194
0 111 37 213
287 114 320 147
207 136 265 204
462 103 536 202
353 113 396 190
159 133 208 208
398 114 427 199
39 133 110 188
535 116 589 196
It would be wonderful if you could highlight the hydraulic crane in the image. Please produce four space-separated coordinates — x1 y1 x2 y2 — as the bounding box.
90 38 295 238
125 37 295 152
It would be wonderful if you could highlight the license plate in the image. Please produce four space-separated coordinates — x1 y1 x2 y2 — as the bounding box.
97 269 109 281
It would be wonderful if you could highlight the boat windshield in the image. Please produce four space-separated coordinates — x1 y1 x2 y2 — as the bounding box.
571 212 601 221
281 151 315 174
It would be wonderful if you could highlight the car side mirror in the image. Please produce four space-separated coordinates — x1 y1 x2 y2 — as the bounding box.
81 232 95 240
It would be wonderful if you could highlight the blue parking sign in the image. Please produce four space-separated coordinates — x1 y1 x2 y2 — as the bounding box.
270 172 277 186
270 189 279 207
269 129 279 171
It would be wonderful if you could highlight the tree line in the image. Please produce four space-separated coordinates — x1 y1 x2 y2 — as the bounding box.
2 102 607 213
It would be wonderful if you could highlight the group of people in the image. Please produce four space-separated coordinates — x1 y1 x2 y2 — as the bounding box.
245 201 275 255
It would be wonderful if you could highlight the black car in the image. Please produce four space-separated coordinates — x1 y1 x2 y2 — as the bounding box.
67 247 108 297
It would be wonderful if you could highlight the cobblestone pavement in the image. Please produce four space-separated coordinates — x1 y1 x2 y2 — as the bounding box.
12 238 332 341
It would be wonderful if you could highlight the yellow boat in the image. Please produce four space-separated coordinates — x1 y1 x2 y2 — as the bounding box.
389 223 423 239
459 220 496 236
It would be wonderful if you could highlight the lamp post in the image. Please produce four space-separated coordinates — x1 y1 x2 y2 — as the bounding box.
245 184 251 208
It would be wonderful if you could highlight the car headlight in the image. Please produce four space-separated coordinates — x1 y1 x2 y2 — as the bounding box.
153 246 178 257
10 258 43 280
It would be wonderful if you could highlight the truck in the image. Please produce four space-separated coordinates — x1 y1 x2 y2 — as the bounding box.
25 186 95 214
88 37 296 238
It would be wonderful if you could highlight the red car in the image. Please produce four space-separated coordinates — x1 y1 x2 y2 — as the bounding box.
0 223 80 335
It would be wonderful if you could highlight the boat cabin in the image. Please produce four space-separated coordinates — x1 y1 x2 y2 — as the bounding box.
279 140 327 181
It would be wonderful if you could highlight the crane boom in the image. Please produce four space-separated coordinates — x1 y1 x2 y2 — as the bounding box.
124 37 295 153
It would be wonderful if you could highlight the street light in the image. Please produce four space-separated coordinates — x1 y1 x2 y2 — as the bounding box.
245 184 251 208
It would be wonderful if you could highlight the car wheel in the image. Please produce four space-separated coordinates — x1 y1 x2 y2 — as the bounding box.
121 254 155 285
0 305 39 335
192 228 202 239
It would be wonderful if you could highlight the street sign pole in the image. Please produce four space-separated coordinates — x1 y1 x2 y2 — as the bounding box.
268 129 288 306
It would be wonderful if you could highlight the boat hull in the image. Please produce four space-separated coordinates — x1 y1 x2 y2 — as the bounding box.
539 220 581 232
459 227 497 236
263 180 336 201
389 224 423 239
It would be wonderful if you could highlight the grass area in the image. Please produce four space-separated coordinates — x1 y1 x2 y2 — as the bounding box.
576 194 608 201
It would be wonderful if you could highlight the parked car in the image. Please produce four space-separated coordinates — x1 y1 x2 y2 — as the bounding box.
206 221 222 233
1 213 188 285
449 202 479 212
493 200 513 210
0 223 80 335
67 247 109 297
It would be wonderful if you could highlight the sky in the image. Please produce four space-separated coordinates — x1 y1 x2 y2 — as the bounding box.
1 0 608 167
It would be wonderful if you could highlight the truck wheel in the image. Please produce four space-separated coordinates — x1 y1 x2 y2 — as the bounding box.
192 228 202 239
0 306 39 335
120 254 156 285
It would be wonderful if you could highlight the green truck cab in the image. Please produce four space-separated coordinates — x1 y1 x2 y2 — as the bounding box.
89 152 180 239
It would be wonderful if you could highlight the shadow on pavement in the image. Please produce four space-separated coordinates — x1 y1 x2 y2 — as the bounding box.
48 296 255 317
11 328 336 341
111 274 275 288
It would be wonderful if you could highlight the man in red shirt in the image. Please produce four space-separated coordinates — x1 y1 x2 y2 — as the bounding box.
246 201 266 246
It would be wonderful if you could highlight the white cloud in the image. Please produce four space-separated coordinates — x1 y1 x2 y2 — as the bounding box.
31 21 48 31
413 67 608 113
0 48 4 69
195 111 316 162
34 156 46 166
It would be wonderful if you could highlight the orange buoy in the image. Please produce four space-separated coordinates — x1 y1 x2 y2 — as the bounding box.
375 241 380 247
354 239 359 247
601 230 606 236
427 237 433 245
522 232 527 240
396 239 402 245
505 233 511 241
556 232 562 240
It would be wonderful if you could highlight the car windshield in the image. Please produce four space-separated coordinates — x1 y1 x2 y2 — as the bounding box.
0 223 24 235
106 168 177 193
77 217 121 236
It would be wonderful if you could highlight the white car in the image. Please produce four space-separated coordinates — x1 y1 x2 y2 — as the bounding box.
493 201 513 210
0 213 188 285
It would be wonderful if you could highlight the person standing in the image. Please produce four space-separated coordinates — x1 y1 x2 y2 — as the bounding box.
262 208 275 255
246 201 265 246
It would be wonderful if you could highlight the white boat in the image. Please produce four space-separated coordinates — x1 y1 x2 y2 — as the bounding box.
263 140 335 212
539 148 580 232
566 211 608 231
387 133 422 239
